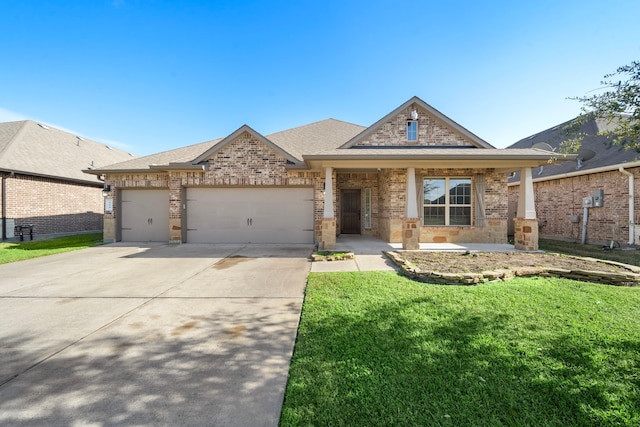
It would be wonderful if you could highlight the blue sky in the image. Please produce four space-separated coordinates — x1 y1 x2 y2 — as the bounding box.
2 0 639 156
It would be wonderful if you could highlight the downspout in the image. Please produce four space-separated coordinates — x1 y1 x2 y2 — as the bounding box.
1 172 6 241
619 166 635 245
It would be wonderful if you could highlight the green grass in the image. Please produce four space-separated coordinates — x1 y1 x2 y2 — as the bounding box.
0 233 104 264
539 239 640 267
281 272 640 426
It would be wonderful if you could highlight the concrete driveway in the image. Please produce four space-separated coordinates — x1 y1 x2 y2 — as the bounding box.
0 243 312 427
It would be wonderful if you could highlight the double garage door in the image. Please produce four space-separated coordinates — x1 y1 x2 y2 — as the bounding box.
120 187 314 244
186 188 314 244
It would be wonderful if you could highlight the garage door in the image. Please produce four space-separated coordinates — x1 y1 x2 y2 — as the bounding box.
120 189 170 242
186 188 314 243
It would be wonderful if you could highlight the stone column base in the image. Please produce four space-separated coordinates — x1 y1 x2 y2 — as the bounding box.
103 217 116 242
402 218 421 250
320 218 336 250
169 218 182 243
514 218 539 251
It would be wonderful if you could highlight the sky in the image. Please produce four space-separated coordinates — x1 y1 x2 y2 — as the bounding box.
2 0 639 156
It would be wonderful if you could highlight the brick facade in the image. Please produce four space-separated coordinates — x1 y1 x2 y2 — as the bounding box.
99 101 529 246
353 106 475 147
508 166 640 245
1 173 103 238
105 132 507 243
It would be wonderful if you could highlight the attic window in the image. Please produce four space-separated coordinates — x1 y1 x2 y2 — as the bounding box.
38 123 50 130
407 121 418 142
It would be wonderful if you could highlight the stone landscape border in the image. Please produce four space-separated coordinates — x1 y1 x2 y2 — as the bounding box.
385 251 640 287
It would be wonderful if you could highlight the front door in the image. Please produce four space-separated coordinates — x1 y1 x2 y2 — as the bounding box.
341 189 361 234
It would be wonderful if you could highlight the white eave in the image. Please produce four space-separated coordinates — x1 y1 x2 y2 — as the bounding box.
303 148 575 172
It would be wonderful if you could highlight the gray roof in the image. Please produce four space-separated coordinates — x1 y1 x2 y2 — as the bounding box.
268 118 366 159
95 138 223 171
507 116 639 183
0 120 135 184
88 98 565 175
91 118 365 173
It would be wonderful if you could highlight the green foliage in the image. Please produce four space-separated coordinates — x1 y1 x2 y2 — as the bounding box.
0 233 104 264
281 272 640 426
563 60 640 153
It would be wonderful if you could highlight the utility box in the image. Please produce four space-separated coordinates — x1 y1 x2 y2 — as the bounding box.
593 189 604 207
582 197 593 208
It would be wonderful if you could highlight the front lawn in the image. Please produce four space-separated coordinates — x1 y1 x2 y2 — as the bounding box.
281 272 640 426
0 233 104 264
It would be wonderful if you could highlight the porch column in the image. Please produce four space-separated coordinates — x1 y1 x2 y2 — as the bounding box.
403 167 420 250
514 167 538 251
321 167 336 249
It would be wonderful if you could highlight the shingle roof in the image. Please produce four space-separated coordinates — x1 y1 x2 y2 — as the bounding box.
507 116 639 183
94 138 222 171
267 118 366 159
0 120 135 184
91 118 365 172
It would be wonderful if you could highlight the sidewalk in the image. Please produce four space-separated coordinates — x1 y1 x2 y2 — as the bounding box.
310 236 517 273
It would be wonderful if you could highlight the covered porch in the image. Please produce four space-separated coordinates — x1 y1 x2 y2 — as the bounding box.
314 162 545 252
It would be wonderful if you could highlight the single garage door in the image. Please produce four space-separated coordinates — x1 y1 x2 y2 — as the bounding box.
186 187 314 243
120 189 170 242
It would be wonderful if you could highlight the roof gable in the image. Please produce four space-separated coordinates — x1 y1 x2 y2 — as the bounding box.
0 120 135 184
192 125 300 165
340 96 494 149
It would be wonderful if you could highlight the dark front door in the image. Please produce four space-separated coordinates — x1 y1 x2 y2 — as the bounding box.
341 189 361 234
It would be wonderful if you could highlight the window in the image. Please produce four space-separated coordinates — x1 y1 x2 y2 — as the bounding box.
423 178 472 225
407 120 418 141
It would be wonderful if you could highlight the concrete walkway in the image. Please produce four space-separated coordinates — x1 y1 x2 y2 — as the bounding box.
311 236 517 273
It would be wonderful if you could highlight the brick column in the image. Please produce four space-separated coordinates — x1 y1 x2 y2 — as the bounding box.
402 218 420 250
169 174 183 243
514 218 538 251
320 218 336 250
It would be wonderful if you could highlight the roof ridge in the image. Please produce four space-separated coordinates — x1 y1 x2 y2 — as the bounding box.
266 118 364 138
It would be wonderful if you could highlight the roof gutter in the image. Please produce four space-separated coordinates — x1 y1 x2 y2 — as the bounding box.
1 172 8 241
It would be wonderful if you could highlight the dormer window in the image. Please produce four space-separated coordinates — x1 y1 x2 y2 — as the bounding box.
407 120 418 142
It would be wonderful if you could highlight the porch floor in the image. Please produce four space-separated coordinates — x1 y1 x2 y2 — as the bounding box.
332 235 516 255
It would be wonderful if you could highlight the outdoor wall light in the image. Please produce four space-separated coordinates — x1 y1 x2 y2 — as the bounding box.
102 185 112 197
410 109 418 120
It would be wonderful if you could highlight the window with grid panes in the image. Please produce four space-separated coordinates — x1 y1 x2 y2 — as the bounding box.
423 177 471 225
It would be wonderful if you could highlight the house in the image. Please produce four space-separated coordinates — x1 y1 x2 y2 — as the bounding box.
0 120 135 240
85 97 564 251
507 116 639 246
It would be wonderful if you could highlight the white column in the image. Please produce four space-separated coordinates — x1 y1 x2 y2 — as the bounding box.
323 167 334 218
406 167 419 218
517 167 536 219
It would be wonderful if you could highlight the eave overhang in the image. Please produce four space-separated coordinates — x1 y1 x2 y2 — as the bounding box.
303 150 576 172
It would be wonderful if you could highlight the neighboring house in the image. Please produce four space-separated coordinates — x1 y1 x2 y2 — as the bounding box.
86 97 563 251
0 120 135 240
507 116 639 246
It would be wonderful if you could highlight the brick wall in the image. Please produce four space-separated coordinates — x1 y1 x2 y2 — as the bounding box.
508 166 640 245
354 105 475 147
1 173 103 237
